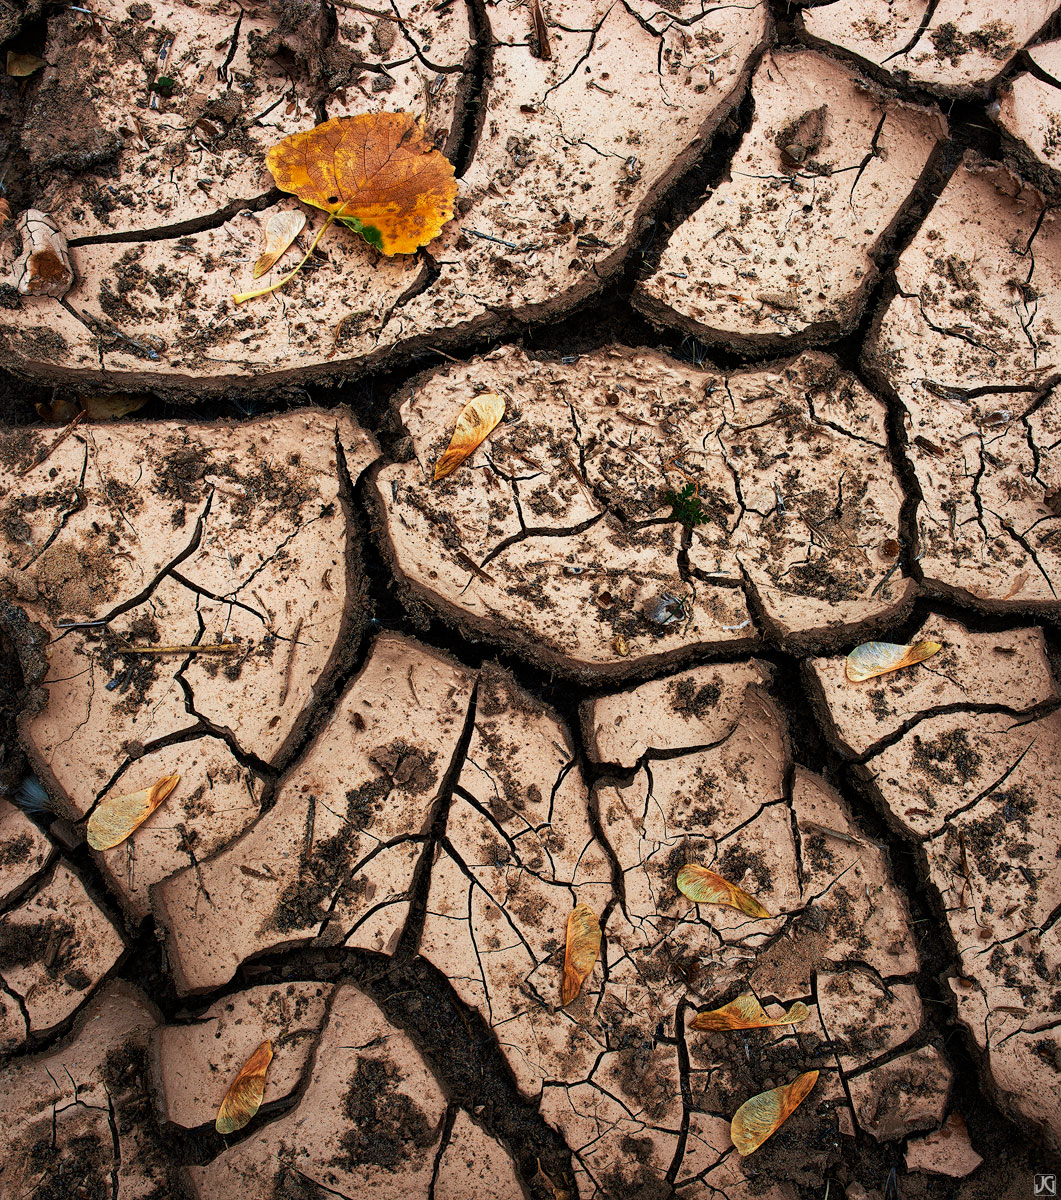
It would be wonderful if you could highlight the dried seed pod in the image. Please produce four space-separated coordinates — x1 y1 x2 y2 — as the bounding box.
845 640 943 682
13 209 75 298
676 863 771 918
561 903 601 1005
253 210 307 278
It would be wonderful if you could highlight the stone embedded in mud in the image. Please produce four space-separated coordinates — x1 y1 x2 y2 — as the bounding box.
0 411 378 793
864 157 1061 612
994 40 1061 193
374 345 912 677
847 1044 953 1141
155 632 476 994
905 1111 983 1177
152 982 333 1128
802 0 1059 97
0 980 181 1198
0 0 767 391
0 795 52 904
186 983 454 1198
806 615 1059 758
0 861 125 1038
635 50 946 350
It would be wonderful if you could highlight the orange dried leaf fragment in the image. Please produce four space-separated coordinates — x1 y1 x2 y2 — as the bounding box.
434 393 506 481
731 1070 819 1156
691 994 809 1032
86 773 180 851
845 640 943 682
676 864 771 918
266 112 457 256
216 1040 273 1135
561 903 601 1006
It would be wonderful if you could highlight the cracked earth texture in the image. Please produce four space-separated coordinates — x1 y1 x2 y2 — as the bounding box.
1 0 1061 1197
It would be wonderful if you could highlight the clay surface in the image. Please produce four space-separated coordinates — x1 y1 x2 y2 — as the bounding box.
0 410 379 786
809 646 1061 1148
905 1111 983 1177
995 40 1061 193
375 345 913 677
0 861 125 1039
3 0 1058 1188
802 0 1059 97
0 795 53 904
805 614 1059 758
864 158 1061 612
421 665 938 1194
153 981 333 1127
155 631 476 993
0 980 182 1197
636 50 946 349
0 0 767 391
187 982 479 1198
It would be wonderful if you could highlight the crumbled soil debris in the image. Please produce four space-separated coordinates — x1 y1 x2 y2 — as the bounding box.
336 1056 437 1171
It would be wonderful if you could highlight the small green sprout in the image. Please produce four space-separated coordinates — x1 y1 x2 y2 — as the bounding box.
151 75 175 96
663 482 708 529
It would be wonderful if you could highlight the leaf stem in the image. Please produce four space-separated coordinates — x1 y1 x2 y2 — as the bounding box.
232 212 337 304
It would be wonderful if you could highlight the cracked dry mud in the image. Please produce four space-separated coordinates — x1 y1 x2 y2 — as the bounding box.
2 0 1061 1197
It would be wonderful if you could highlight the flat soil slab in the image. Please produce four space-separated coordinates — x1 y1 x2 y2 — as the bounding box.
995 40 1061 193
0 861 125 1039
906 1111 983 1177
805 614 1059 757
856 701 1061 1148
374 345 913 677
422 662 937 1195
187 981 522 1200
0 980 184 1198
635 50 945 350
801 0 1060 97
846 1045 951 1141
27 0 473 243
155 631 477 993
87 737 262 922
580 660 770 767
864 157 1061 612
0 0 767 392
152 982 333 1127
0 410 378 797
0 796 53 905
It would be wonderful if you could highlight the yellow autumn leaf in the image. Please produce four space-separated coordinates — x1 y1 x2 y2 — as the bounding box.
268 112 456 255
234 112 457 303
691 994 809 1032
561 903 601 1006
676 864 771 919
86 773 180 851
253 210 306 278
845 640 943 682
731 1070 819 1156
216 1040 273 1135
434 393 506 481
